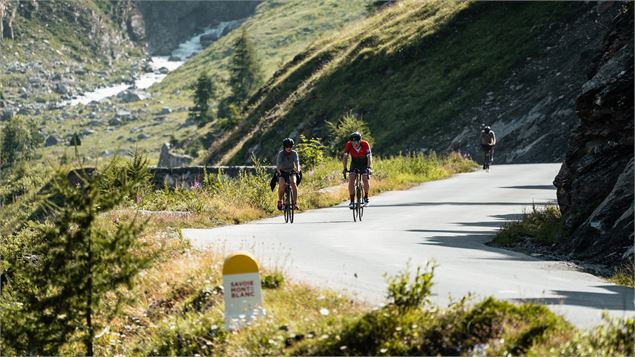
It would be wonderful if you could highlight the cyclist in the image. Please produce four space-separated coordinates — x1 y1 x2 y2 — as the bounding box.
276 138 301 211
342 131 372 209
480 125 496 168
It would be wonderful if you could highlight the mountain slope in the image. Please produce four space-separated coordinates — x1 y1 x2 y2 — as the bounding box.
202 0 619 165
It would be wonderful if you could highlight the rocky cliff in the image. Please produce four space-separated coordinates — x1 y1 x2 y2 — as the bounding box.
554 3 634 267
135 0 259 55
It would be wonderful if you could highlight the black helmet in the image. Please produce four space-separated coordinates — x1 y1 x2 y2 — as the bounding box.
483 125 491 133
282 137 294 148
350 131 362 141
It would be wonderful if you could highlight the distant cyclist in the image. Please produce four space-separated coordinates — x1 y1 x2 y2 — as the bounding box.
480 125 496 168
342 131 372 209
276 138 301 210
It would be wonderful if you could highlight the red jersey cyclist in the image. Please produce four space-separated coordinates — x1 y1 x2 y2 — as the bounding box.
342 131 372 209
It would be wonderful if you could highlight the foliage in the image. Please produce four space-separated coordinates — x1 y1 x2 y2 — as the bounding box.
555 313 634 357
0 115 42 173
325 112 374 156
142 313 227 356
494 205 562 247
261 272 285 289
609 262 635 288
0 154 154 356
189 72 217 126
218 103 245 130
385 262 435 311
228 29 264 105
295 134 325 171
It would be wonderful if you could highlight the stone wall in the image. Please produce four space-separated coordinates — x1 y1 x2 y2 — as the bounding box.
149 166 275 189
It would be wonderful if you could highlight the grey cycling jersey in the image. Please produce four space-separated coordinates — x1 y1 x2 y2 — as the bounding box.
276 150 299 172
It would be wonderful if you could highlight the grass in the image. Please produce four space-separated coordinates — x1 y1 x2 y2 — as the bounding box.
609 263 635 288
201 0 587 164
493 205 563 247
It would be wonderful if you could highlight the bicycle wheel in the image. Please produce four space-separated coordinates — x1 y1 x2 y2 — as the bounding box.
283 186 291 223
289 188 295 224
352 181 359 222
356 183 363 222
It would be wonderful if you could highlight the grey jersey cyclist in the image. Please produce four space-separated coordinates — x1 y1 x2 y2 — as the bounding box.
276 138 301 210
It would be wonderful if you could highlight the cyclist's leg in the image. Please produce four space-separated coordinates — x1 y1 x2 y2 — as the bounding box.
290 174 298 208
277 175 286 209
348 172 356 201
362 173 370 199
490 146 495 163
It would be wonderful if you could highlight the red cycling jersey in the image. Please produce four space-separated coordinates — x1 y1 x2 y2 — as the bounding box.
344 140 371 167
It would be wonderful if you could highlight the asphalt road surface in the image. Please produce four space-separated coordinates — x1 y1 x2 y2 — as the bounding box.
183 164 634 328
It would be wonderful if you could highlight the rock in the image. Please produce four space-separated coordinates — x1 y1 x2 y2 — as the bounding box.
127 137 137 143
160 107 172 114
168 55 182 61
115 110 133 120
1 108 15 121
138 133 151 140
158 67 169 74
554 5 634 267
109 117 123 126
100 150 113 157
79 128 95 137
157 143 193 168
54 83 70 94
87 119 104 127
117 89 149 103
199 33 218 48
44 135 59 147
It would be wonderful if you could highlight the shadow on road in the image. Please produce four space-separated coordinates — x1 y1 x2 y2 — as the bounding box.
371 201 556 208
501 185 556 190
512 285 635 311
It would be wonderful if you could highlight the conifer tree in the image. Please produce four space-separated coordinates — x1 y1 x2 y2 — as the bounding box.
190 72 216 126
0 153 153 356
228 29 263 104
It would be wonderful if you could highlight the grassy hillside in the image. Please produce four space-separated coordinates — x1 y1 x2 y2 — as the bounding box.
200 0 593 165
25 0 371 165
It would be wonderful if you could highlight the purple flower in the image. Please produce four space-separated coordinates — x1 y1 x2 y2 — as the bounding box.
192 180 202 190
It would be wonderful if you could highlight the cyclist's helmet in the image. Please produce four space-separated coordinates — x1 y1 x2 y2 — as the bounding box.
350 132 362 141
483 125 491 133
282 137 294 148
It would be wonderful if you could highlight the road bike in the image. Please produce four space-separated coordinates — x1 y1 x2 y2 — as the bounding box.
483 146 494 172
282 172 296 224
347 168 368 222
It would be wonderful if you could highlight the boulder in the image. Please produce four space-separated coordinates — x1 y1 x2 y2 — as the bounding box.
117 89 149 103
44 135 59 147
109 117 123 126
157 143 193 168
54 83 70 94
168 55 182 61
158 67 169 74
199 33 218 48
160 106 172 114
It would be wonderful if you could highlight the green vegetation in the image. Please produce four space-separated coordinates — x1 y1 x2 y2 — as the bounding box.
295 134 326 171
190 73 217 126
326 112 374 155
0 154 153 356
203 0 587 164
0 115 42 173
493 205 562 247
225 30 264 108
609 263 635 288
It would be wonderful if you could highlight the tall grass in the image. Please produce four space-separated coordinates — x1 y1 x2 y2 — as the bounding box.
134 152 476 226
494 205 563 247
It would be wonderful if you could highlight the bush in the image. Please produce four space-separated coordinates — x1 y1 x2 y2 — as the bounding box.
385 261 435 311
325 112 374 156
494 205 562 247
261 272 285 289
295 134 325 171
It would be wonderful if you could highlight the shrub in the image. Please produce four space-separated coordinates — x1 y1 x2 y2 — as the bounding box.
261 272 284 289
325 112 374 156
295 134 325 171
494 205 562 247
385 261 435 311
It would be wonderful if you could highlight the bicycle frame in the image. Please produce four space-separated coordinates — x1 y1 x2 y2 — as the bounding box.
348 169 367 222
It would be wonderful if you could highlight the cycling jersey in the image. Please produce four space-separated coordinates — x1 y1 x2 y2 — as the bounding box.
345 140 371 169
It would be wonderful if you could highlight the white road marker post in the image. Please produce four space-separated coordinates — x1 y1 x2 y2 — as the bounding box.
222 251 265 331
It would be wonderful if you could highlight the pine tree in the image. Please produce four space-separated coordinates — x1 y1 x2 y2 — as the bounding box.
0 153 153 355
228 29 263 104
0 115 40 173
190 72 216 126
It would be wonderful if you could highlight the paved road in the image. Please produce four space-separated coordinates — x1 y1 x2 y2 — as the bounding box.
183 164 634 328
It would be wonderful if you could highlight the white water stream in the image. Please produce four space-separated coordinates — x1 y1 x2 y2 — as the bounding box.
64 20 240 106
